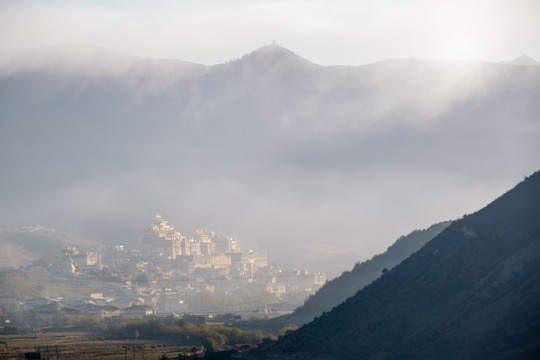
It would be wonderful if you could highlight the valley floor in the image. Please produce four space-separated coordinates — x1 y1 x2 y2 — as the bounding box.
0 331 202 360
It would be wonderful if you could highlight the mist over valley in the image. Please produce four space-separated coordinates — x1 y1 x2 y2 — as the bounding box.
1 44 539 275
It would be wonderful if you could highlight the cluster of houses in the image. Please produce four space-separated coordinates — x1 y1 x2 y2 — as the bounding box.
0 294 158 333
59 215 326 300
0 215 327 332
0 294 248 334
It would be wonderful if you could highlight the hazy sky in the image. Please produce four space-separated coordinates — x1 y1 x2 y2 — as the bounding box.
1 0 539 65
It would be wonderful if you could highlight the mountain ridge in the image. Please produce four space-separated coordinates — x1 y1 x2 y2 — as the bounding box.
500 54 540 66
0 43 206 80
4 43 538 70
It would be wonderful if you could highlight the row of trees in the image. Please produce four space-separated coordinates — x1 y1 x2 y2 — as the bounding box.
105 319 264 348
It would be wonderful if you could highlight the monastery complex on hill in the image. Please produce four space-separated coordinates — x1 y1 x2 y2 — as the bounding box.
142 214 269 276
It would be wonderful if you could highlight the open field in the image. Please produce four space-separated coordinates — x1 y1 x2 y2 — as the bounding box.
0 332 201 360
0 269 128 300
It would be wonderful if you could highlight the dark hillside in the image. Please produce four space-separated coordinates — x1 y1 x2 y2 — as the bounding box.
266 221 451 328
252 170 540 359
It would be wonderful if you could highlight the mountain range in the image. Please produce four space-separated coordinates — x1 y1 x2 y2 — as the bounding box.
248 170 540 359
1 44 539 273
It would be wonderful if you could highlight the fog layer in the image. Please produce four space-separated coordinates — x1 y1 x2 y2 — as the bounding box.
1 44 539 274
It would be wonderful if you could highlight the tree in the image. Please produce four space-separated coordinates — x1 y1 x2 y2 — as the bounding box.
279 325 298 338
203 338 216 359
9 301 20 313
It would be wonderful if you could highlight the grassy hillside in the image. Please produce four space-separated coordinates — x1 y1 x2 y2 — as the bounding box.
0 226 105 268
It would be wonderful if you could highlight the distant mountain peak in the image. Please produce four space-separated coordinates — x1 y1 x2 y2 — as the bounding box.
238 44 318 67
501 54 540 66
251 43 296 56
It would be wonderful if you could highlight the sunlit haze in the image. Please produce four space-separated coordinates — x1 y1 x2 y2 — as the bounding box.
1 0 539 65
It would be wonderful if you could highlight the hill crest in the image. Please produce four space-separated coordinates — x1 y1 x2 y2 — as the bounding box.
501 54 540 66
